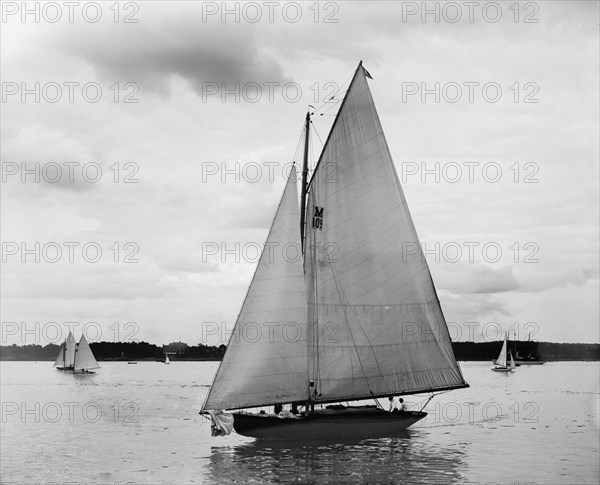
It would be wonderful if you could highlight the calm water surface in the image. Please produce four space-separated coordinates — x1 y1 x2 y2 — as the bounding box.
1 361 598 484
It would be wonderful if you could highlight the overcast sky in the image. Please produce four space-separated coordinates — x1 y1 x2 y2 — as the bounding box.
1 1 598 347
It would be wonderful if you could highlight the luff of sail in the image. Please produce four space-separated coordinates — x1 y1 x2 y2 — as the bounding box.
304 63 468 403
202 165 309 411
74 335 100 371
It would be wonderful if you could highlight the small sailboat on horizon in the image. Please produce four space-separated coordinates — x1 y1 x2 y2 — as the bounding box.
54 332 100 374
200 62 468 440
492 334 516 373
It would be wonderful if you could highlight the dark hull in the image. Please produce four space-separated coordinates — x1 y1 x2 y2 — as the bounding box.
514 360 546 365
55 366 74 371
233 407 427 440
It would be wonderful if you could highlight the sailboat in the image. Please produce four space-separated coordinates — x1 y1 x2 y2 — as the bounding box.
200 62 469 440
73 335 100 374
492 334 516 373
54 331 76 371
165 354 171 364
514 333 546 365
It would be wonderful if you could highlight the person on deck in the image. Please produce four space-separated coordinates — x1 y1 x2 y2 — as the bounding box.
388 396 399 412
398 398 406 412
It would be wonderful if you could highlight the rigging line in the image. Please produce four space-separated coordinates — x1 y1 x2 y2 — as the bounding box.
310 71 354 116
319 230 386 396
321 228 387 382
310 120 325 151
292 119 306 166
317 97 347 118
417 390 453 412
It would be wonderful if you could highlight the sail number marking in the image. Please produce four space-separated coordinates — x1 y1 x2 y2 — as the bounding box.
312 206 324 230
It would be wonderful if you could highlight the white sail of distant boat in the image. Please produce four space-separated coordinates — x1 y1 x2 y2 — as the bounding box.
165 354 170 364
54 331 76 370
496 337 508 367
73 335 100 374
492 334 515 372
200 62 469 440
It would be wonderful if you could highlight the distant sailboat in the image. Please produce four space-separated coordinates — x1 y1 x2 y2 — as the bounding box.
200 62 468 440
514 333 546 365
54 331 76 371
492 335 516 373
73 335 100 374
165 354 170 364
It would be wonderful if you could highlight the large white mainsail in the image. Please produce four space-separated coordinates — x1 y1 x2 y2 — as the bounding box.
202 166 309 411
73 335 100 371
54 331 76 368
304 63 467 403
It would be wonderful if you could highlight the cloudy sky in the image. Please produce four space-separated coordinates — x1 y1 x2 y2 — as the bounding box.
1 1 598 347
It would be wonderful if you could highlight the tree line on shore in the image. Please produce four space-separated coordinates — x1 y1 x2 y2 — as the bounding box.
0 341 226 361
0 340 598 361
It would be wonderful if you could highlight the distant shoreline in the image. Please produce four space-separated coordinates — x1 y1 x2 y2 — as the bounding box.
1 341 598 362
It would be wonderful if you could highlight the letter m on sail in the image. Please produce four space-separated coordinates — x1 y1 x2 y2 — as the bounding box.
312 206 324 230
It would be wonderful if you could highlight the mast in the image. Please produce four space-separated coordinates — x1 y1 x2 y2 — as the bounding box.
300 111 310 250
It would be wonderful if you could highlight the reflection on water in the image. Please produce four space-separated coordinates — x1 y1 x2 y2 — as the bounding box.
207 430 467 484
